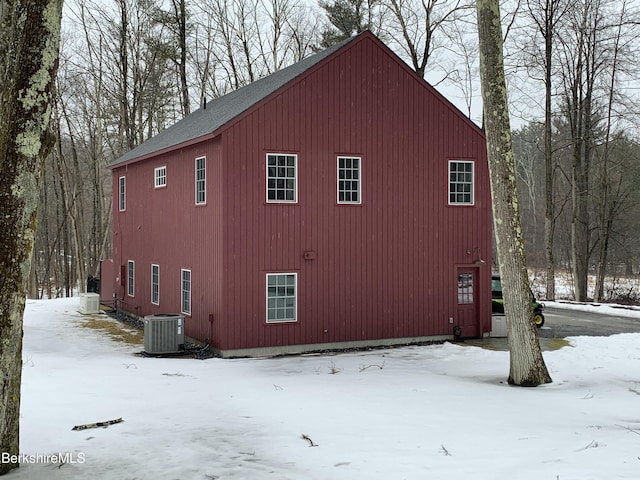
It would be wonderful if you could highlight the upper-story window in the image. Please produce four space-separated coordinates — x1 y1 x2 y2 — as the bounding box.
119 176 126 211
195 157 206 205
154 166 167 188
337 156 361 204
266 153 297 203
448 160 474 205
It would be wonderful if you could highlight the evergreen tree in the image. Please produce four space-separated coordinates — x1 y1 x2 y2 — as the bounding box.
319 0 371 47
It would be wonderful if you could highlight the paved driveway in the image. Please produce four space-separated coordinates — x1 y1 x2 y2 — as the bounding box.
465 304 640 351
538 305 640 338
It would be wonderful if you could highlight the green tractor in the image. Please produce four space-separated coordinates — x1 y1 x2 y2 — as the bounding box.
491 274 545 328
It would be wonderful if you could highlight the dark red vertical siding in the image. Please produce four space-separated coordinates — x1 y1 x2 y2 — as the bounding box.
111 137 225 344
215 34 491 350
111 33 491 352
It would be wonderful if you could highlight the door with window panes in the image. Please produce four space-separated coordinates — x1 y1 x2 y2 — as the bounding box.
456 267 479 337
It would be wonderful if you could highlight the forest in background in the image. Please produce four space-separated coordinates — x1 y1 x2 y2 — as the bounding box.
29 0 640 303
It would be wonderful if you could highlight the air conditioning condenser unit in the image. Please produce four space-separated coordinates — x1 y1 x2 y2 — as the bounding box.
144 314 185 354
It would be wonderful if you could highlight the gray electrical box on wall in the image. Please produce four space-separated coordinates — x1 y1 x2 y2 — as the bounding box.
143 314 185 354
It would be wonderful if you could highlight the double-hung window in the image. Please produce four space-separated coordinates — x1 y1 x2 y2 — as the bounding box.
181 269 191 315
195 157 206 204
448 160 474 205
119 176 126 211
151 264 160 305
154 166 167 188
127 260 135 297
266 154 297 203
337 156 361 204
266 273 297 323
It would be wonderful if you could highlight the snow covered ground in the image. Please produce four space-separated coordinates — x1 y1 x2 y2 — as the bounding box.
5 297 640 480
529 270 640 304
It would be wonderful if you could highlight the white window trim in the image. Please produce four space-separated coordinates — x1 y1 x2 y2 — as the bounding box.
265 272 298 323
127 260 135 297
337 156 362 205
119 176 126 211
195 157 206 205
151 264 160 305
181 269 191 315
448 160 475 206
266 153 298 203
154 166 167 188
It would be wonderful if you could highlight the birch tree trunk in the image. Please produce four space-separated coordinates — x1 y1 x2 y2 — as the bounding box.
0 0 63 474
476 0 552 386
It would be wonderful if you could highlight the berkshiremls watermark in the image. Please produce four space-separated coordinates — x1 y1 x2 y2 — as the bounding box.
1 452 86 465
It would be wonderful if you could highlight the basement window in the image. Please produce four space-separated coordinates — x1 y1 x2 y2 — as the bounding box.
448 160 474 205
266 273 297 323
266 154 297 203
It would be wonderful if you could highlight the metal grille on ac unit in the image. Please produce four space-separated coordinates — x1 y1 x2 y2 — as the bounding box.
143 314 185 354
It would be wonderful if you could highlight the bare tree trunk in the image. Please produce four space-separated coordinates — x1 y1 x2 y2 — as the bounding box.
0 0 63 474
97 199 113 273
476 0 552 386
173 0 190 115
526 0 571 292
214 0 242 89
78 0 111 275
118 0 136 151
533 0 567 301
571 99 591 301
594 3 625 302
566 1 597 302
194 15 217 103
60 101 88 293
53 136 71 297
544 146 556 301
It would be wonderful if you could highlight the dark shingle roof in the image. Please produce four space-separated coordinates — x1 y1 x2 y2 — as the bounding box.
112 38 353 166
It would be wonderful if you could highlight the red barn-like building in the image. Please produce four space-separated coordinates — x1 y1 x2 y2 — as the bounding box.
106 31 492 357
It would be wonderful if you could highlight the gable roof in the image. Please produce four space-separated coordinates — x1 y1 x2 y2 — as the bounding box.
112 31 484 167
111 37 353 166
